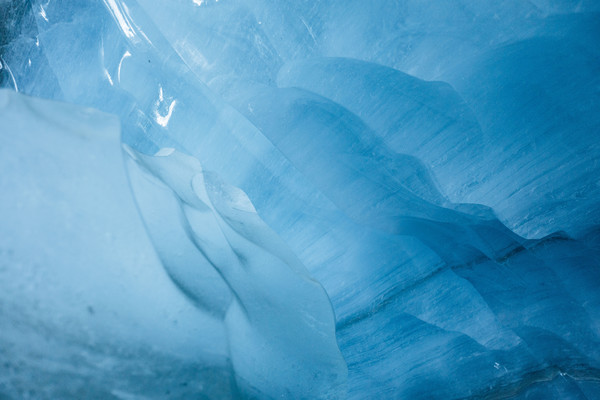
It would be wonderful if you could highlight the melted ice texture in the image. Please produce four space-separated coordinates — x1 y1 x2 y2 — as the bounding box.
1 0 600 399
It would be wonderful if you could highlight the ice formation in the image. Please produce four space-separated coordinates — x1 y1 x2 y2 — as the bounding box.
1 0 599 399
125 145 347 398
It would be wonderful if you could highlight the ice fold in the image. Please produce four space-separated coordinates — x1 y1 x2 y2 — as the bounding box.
125 146 348 399
2 0 600 398
0 89 235 398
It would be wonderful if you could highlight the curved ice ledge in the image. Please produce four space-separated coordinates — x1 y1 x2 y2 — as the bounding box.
123 145 348 399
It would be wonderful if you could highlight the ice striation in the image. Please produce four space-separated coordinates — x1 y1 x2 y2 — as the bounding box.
1 0 600 399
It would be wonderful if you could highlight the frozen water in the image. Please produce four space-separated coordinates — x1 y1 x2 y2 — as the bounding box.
0 89 234 398
1 0 600 399
125 145 347 398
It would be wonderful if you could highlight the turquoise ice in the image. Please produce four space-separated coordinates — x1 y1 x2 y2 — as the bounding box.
1 0 599 398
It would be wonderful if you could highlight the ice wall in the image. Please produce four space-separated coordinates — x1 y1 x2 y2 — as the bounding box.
1 0 600 399
0 89 235 398
125 146 347 398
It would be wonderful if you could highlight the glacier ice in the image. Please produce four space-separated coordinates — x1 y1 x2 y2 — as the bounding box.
125 145 347 398
1 0 600 399
0 89 234 398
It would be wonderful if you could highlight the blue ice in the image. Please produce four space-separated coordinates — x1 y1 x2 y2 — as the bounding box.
1 0 599 398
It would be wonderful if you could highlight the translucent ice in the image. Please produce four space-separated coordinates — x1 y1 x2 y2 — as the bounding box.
1 0 600 399
0 89 234 398
125 146 347 398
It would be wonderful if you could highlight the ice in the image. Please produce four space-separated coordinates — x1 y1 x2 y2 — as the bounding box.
0 89 234 397
0 88 346 399
1 0 600 399
125 146 347 398
278 53 600 239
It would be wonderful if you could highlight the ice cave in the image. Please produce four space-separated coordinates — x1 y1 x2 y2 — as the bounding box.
1 0 599 399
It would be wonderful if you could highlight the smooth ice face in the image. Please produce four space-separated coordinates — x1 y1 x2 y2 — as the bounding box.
0 87 346 399
2 0 600 399
125 146 348 399
0 89 234 397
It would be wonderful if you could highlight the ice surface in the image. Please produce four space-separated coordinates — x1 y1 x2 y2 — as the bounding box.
1 0 600 399
125 146 347 398
0 89 234 398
